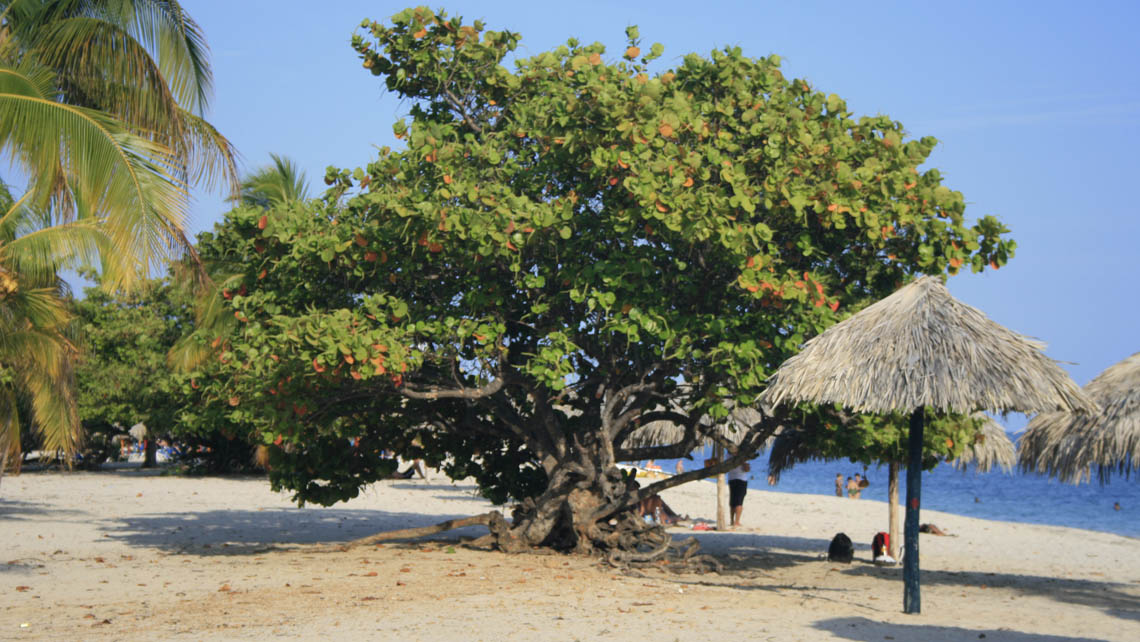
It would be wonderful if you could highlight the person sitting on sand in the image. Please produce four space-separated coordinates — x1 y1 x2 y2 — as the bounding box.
638 494 686 525
390 459 427 479
918 523 951 536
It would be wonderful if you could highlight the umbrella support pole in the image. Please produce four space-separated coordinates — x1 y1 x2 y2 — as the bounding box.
903 408 923 614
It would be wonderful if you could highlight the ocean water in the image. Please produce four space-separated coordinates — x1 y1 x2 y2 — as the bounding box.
656 449 1140 539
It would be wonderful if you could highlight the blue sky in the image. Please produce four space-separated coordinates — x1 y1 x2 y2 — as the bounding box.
188 1 1139 428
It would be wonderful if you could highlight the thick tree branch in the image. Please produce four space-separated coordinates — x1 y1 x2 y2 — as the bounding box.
400 376 504 400
444 89 483 134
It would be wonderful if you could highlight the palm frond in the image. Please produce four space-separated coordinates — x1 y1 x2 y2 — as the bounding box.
175 108 240 197
0 69 190 287
30 15 182 131
167 271 242 371
231 153 310 208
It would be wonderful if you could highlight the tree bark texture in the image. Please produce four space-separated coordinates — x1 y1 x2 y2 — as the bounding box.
714 443 728 531
888 460 900 560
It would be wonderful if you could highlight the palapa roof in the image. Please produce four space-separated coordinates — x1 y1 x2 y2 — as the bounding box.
951 414 1017 473
1019 352 1140 484
761 276 1095 416
621 407 763 450
766 413 1015 480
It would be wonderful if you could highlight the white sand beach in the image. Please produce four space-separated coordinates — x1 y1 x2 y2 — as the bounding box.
2 468 1138 641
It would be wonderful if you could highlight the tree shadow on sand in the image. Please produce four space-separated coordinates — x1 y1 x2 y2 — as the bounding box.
0 497 88 521
837 563 1140 624
100 508 489 556
658 530 1140 627
671 530 842 571
813 616 1108 642
387 482 492 502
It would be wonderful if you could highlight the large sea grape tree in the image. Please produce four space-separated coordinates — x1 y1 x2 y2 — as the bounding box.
184 6 1013 554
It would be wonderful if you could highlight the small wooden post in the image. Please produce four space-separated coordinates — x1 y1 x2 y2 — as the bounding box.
888 461 900 560
903 408 924 614
714 443 728 531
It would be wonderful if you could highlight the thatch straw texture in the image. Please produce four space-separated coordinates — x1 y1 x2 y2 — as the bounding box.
951 415 1016 473
1019 352 1140 484
766 412 1015 480
621 407 763 450
762 276 1094 415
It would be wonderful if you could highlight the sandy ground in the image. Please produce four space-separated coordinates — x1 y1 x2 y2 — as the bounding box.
2 467 1138 641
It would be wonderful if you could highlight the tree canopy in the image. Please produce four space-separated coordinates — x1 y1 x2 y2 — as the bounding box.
183 6 1013 554
73 273 189 440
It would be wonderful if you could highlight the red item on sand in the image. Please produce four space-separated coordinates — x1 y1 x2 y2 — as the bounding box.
872 531 889 557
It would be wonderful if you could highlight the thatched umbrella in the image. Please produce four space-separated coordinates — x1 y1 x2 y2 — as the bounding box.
953 415 1017 473
621 407 761 450
767 412 1015 560
622 407 763 530
1019 351 1140 484
761 276 1093 614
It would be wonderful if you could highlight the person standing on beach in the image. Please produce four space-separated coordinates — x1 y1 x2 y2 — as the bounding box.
846 476 857 498
728 462 751 527
835 473 844 497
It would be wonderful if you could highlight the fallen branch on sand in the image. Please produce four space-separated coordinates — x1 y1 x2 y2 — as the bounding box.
337 511 507 550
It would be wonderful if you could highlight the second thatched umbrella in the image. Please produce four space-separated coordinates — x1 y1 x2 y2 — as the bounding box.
761 276 1093 614
1019 351 1140 484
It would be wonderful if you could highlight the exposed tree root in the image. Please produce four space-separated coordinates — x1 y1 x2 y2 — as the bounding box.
330 501 721 575
338 511 500 550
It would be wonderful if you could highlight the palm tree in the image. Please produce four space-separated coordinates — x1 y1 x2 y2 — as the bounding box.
0 182 83 472
1 0 238 287
230 153 310 208
0 0 238 463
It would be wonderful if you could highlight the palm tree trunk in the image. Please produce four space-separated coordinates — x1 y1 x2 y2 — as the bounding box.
888 461 900 560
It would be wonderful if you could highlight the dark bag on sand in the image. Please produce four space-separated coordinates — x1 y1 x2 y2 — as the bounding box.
828 532 854 563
